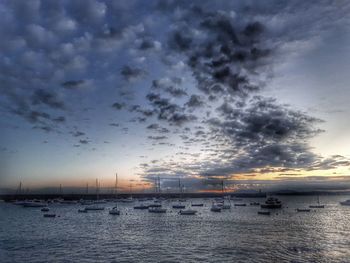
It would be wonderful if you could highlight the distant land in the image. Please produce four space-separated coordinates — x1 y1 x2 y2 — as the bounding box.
2 190 350 202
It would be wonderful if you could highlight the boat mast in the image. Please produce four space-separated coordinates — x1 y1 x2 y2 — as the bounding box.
96 178 99 200
221 180 224 196
115 173 118 199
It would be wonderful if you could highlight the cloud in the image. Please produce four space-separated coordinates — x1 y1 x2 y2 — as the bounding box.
120 65 146 81
111 102 125 110
62 80 85 89
186 95 204 108
31 89 65 110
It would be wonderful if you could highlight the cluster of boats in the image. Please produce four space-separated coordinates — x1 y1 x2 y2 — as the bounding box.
9 196 350 218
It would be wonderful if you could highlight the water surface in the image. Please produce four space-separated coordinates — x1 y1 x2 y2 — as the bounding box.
1 195 350 262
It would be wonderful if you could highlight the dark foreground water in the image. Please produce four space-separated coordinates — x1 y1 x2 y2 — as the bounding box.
1 195 350 263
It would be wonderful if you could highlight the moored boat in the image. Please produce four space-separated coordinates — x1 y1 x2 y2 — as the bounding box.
109 206 120 215
43 213 56 218
172 203 186 209
340 199 350 206
179 209 197 215
258 211 270 215
85 205 104 211
296 208 311 212
210 203 222 212
260 197 282 209
148 207 167 213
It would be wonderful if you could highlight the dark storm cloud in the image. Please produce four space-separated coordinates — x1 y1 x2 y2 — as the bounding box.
120 65 146 82
152 78 187 98
165 8 270 99
146 92 194 126
71 131 85 137
186 95 204 108
111 102 125 110
53 116 65 123
62 80 85 89
79 139 89 145
32 89 65 110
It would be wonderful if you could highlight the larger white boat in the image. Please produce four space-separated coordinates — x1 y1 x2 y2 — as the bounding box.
340 199 350 206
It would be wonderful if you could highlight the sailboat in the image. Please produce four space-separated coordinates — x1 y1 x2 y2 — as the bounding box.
85 179 105 210
220 180 231 209
109 173 121 215
309 195 325 208
173 178 186 209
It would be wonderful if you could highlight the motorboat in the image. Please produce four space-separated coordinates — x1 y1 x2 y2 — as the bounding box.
258 211 270 215
260 197 282 209
78 208 88 213
250 202 260 206
179 209 197 215
41 207 50 212
234 203 246 207
109 206 120 215
148 207 167 213
210 203 222 212
296 208 311 212
340 199 350 206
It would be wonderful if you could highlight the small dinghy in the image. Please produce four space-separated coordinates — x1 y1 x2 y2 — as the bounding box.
340 199 350 206
191 203 204 207
78 208 88 213
172 204 186 209
296 208 311 212
148 207 167 213
134 204 149 210
250 202 260 206
179 209 197 215
85 205 104 211
43 213 56 218
210 203 222 212
258 211 270 215
234 203 246 207
109 206 120 215
41 207 50 212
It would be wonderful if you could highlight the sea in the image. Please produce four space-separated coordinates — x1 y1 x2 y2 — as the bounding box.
0 195 350 263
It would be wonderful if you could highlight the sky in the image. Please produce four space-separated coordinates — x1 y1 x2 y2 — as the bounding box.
1 0 350 193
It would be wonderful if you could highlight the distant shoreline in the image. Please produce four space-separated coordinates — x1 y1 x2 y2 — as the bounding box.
1 190 350 201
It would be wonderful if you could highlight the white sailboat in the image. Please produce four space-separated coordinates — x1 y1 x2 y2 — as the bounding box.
309 195 325 208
